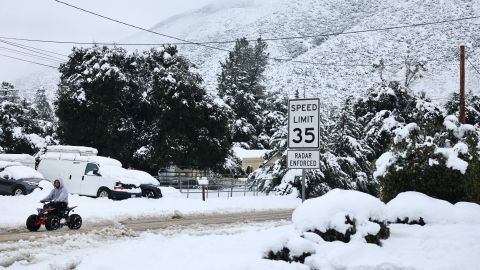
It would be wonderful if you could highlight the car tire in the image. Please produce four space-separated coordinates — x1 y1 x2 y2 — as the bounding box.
26 214 40 231
142 188 160 199
97 188 111 199
12 186 26 196
45 214 60 231
68 214 82 230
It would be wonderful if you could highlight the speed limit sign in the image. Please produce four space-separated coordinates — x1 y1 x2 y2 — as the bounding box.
288 98 320 149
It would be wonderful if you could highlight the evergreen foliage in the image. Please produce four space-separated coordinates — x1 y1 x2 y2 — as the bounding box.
362 83 480 204
217 38 280 149
56 45 231 172
376 115 480 203
0 82 54 154
445 92 480 125
0 81 20 104
33 88 54 122
254 98 378 197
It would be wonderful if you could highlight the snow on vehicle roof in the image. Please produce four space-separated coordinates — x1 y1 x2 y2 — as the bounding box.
46 145 98 155
0 161 22 170
42 152 122 167
0 154 35 164
0 164 44 180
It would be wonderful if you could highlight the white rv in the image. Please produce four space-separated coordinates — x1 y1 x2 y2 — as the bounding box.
37 146 162 199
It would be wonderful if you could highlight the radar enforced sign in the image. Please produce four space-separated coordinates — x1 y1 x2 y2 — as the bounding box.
288 98 320 149
287 150 320 169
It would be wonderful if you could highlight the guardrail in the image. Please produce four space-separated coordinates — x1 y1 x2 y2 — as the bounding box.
155 174 271 198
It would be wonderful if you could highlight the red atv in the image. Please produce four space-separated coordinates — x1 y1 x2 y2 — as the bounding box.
26 202 82 231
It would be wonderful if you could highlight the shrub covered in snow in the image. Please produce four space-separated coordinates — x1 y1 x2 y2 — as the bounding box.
264 189 480 268
264 235 315 263
376 115 480 203
292 189 390 245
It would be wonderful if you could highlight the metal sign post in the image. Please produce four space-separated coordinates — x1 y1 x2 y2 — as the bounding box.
287 98 320 202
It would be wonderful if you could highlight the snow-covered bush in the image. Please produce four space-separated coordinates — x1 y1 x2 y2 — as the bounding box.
375 115 480 204
264 235 315 263
264 189 480 268
292 189 390 246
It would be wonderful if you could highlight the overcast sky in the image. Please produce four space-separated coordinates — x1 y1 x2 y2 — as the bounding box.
0 0 223 82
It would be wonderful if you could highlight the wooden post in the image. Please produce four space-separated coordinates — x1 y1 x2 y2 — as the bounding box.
460 45 466 124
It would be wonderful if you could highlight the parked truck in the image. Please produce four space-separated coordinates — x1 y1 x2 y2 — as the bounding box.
37 146 162 199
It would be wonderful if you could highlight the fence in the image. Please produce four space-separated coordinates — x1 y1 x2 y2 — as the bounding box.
155 172 271 199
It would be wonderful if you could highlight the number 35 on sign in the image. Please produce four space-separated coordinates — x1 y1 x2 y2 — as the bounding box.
288 98 320 149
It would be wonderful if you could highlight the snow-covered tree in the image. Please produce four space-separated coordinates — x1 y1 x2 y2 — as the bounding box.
253 99 377 197
0 81 20 104
0 83 55 154
217 38 272 149
56 45 231 172
33 88 54 122
144 46 231 169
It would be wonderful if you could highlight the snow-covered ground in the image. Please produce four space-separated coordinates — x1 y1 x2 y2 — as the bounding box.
0 182 300 228
1 188 480 270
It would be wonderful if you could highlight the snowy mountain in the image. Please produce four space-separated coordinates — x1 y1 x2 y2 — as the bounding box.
14 0 480 107
128 0 480 108
13 69 59 102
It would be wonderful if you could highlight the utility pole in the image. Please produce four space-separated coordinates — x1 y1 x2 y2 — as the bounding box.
459 45 466 124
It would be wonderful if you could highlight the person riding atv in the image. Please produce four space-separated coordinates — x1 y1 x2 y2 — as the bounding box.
27 178 81 231
40 178 68 215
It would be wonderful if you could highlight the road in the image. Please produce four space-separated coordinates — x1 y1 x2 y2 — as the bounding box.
0 209 293 242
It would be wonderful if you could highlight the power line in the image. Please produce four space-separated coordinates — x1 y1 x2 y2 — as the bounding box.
0 39 67 61
466 58 480 77
0 39 68 57
273 58 376 67
53 0 230 52
0 53 58 69
0 46 64 63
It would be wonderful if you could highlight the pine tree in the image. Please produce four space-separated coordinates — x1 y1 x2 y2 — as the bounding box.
0 82 20 104
33 88 54 122
217 37 270 148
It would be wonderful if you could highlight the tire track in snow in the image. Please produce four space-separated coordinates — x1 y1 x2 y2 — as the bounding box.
0 209 293 243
